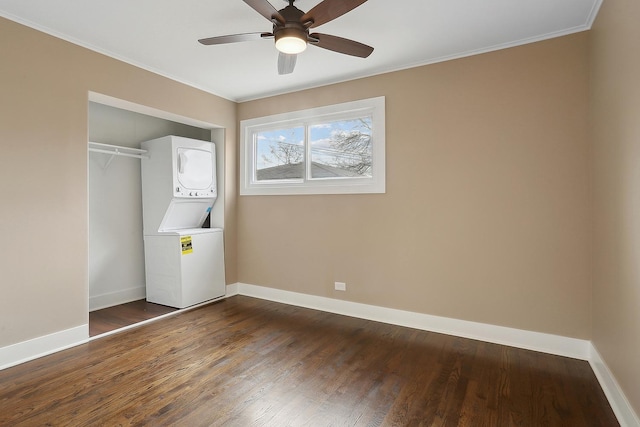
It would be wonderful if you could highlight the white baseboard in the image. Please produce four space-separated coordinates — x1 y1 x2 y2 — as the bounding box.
235 283 590 360
589 344 640 427
89 286 146 312
0 325 88 371
225 283 240 297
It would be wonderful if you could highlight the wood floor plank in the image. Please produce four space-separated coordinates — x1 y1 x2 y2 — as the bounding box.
0 296 619 426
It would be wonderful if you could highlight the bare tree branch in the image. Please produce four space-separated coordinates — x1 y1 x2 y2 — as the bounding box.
262 141 303 166
326 118 372 175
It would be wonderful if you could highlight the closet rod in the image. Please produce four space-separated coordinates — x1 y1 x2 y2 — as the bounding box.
88 147 147 160
88 141 148 170
88 141 148 159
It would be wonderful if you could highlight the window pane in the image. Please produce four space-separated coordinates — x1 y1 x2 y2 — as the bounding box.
240 96 385 195
309 117 373 179
255 126 305 181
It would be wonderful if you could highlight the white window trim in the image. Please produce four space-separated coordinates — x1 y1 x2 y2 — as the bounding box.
240 96 385 196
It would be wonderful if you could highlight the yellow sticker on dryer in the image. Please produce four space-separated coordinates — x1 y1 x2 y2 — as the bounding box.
181 236 193 255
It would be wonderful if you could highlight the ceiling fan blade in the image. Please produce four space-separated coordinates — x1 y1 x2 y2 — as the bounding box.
243 0 285 25
301 0 368 28
278 52 297 75
198 32 273 45
309 33 373 58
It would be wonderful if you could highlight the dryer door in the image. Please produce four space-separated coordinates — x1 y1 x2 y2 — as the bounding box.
176 147 214 192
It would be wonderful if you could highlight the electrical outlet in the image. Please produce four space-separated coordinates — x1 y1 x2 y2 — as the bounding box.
334 281 346 291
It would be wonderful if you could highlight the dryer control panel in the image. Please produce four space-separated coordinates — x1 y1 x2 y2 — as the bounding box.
174 186 217 198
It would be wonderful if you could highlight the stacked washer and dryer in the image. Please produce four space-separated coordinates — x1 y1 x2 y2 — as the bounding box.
141 135 225 309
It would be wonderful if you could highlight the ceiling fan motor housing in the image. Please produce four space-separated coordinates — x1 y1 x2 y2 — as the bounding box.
274 4 308 34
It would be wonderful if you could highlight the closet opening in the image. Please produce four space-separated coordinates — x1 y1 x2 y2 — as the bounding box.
87 92 225 337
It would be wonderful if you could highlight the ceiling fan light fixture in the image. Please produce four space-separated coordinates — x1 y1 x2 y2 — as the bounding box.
275 29 307 54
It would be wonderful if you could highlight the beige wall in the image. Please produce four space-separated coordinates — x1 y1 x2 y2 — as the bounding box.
590 0 640 415
0 13 595 349
237 33 592 339
0 17 237 347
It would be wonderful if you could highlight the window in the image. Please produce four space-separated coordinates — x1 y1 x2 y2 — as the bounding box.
240 97 385 195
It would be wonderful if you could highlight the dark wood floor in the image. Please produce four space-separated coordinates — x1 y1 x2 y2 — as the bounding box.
89 299 178 336
1 296 618 426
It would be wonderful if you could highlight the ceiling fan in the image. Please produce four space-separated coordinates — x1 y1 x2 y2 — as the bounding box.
198 0 374 75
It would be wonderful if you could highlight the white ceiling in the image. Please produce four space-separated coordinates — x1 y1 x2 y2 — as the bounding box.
0 0 601 102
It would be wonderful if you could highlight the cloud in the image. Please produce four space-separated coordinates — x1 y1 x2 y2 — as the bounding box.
310 137 333 149
311 123 332 129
